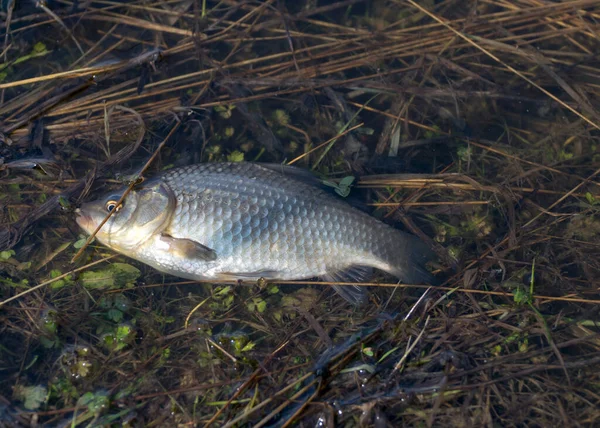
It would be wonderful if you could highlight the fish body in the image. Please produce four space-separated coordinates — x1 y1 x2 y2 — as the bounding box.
76 163 434 302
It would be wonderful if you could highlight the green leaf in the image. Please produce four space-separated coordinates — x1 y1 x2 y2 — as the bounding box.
73 359 92 378
255 299 267 313
32 42 47 54
39 336 59 349
214 285 232 296
585 192 599 205
115 325 132 342
457 145 472 162
0 250 15 260
339 176 355 187
73 237 88 249
0 277 29 289
513 287 529 305
272 109 290 125
519 337 529 353
224 126 235 138
15 385 47 410
227 150 244 162
113 294 131 312
231 335 248 353
247 297 267 313
102 324 133 351
58 196 70 209
49 270 72 290
335 176 355 197
98 296 112 310
78 391 109 416
492 344 502 356
362 346 374 357
241 341 256 352
50 279 66 290
106 308 123 323
322 176 355 198
215 104 236 119
80 263 140 289
222 294 234 310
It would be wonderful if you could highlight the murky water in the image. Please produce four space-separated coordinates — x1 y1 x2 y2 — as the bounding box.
1 1 599 426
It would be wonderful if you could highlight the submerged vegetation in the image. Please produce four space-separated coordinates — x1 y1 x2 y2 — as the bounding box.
0 0 599 426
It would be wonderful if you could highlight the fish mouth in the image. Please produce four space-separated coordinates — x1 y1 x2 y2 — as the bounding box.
75 208 94 233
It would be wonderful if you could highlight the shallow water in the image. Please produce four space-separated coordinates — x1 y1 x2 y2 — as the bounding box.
1 1 599 426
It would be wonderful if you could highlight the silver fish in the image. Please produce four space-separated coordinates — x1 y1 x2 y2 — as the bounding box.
76 162 435 303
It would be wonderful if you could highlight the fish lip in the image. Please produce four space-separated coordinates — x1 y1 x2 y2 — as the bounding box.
74 208 93 232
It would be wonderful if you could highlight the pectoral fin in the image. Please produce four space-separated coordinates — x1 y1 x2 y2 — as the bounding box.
160 235 218 261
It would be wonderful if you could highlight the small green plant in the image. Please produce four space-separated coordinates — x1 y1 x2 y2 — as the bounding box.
39 309 60 349
227 150 244 162
361 344 374 357
101 324 134 352
60 346 94 379
513 259 555 350
246 296 267 313
80 263 140 289
48 269 73 290
0 42 49 83
73 235 90 249
13 385 48 410
322 176 355 197
77 390 110 416
217 333 256 356
585 192 600 206
209 285 235 312
224 126 235 138
0 249 15 260
97 294 131 322
214 104 236 119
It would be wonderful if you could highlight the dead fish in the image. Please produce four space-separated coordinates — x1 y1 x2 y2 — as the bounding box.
76 162 435 304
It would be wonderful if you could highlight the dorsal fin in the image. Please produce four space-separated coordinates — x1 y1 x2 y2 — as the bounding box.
256 163 370 213
257 163 323 187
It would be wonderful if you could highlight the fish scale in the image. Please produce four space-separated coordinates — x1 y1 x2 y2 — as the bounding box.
76 162 435 304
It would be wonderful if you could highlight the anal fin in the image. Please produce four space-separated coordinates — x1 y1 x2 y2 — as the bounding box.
322 265 373 306
218 270 283 281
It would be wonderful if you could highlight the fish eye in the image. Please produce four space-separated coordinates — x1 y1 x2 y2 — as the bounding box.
105 200 122 213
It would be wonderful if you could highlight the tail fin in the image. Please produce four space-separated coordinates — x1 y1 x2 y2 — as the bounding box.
387 232 438 286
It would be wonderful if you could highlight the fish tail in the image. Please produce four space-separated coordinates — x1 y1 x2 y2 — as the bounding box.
383 231 438 285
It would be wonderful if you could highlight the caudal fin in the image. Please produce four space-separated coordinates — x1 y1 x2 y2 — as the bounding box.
387 232 438 286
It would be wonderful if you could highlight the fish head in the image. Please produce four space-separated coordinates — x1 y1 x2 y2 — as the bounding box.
76 180 175 253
